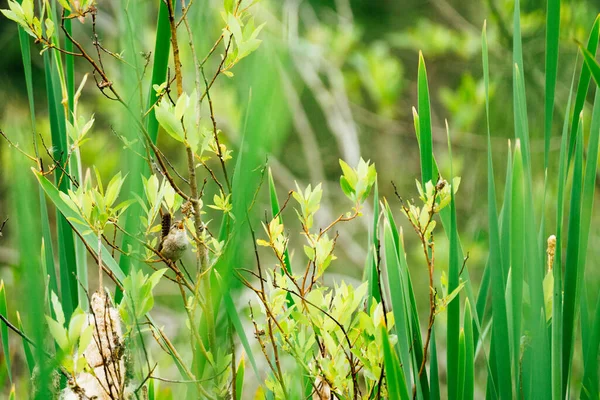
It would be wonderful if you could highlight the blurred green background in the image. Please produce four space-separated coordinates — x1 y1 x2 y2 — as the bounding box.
1 0 599 396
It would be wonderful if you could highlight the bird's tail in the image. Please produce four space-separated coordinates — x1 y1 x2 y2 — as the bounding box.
161 212 172 239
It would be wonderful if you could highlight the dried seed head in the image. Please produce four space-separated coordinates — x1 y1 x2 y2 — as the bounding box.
313 376 332 400
435 179 447 191
60 291 126 400
546 235 556 272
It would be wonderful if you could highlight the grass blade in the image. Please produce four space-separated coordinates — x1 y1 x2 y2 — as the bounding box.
146 0 173 141
582 45 600 88
552 53 579 400
544 0 560 169
580 294 600 398
457 330 466 400
446 123 461 400
116 0 150 302
16 8 58 304
42 47 78 317
483 19 511 399
417 52 434 185
577 86 600 362
235 356 245 400
381 324 410 400
224 293 261 382
429 328 440 400
569 15 600 160
365 181 381 307
383 219 413 385
16 312 34 377
383 201 428 395
0 281 11 383
510 138 525 394
463 300 474 400
562 114 584 397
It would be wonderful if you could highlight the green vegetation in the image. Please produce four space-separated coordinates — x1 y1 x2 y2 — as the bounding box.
0 0 599 398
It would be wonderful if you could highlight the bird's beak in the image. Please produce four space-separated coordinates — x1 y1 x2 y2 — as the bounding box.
177 221 185 230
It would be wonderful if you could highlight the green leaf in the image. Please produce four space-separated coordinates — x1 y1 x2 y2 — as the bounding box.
46 316 69 351
50 291 65 326
105 172 125 208
155 100 185 142
57 0 71 11
35 171 126 284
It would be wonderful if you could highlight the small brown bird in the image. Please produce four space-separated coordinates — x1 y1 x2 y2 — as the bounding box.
157 213 189 263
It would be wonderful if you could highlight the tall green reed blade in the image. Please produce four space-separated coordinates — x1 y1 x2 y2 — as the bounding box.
543 0 560 169
475 22 499 348
0 281 11 383
445 123 461 400
415 53 486 393
115 0 148 303
577 87 600 364
516 73 550 398
510 138 525 395
15 10 58 300
462 300 474 400
582 44 600 87
513 1 550 388
482 20 511 399
383 202 428 397
381 324 410 400
417 52 434 185
415 53 487 397
499 142 513 283
11 150 50 398
209 41 290 385
457 330 465 400
568 15 600 161
562 114 584 398
429 329 439 400
512 0 532 177
578 58 600 400
146 0 173 141
552 55 579 400
383 219 413 387
16 312 34 376
41 34 78 317
413 65 489 381
60 2 88 311
540 0 561 248
580 293 600 399
365 181 381 308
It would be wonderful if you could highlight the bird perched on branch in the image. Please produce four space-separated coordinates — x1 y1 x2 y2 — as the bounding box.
157 213 189 263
